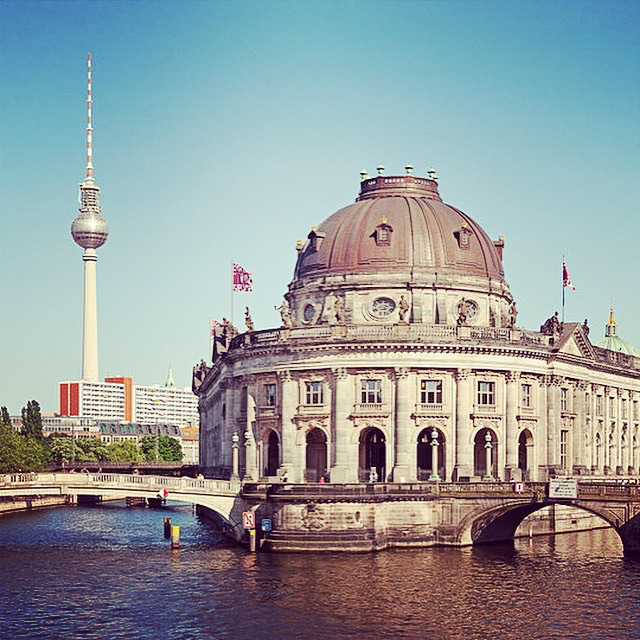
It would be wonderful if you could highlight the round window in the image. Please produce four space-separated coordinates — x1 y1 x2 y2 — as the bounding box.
371 297 396 318
303 304 316 323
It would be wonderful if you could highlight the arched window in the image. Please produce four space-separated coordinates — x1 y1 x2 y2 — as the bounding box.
305 428 327 482
266 430 280 477
359 427 386 482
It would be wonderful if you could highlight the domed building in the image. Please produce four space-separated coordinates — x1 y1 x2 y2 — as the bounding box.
196 168 640 489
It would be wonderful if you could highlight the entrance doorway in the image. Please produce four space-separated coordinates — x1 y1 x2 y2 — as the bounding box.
305 428 327 482
266 430 280 477
359 427 386 482
517 429 533 481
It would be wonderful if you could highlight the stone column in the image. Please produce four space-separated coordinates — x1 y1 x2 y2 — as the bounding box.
504 371 519 481
603 387 611 474
231 432 240 481
454 369 473 480
278 370 297 479
244 389 258 481
330 367 355 483
545 375 562 473
392 367 413 482
574 381 587 473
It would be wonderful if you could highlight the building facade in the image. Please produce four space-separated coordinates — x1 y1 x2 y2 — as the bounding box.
59 370 198 427
196 169 640 484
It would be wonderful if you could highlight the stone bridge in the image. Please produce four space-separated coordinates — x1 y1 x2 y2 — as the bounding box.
2 474 640 556
0 473 247 540
243 480 640 556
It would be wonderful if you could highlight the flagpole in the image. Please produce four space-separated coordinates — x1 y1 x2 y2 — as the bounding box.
230 261 234 327
209 317 213 363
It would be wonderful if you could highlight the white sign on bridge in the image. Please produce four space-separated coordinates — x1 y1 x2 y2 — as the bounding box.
548 477 578 499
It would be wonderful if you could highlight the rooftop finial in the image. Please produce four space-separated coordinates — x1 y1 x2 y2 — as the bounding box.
428 167 438 181
86 53 94 183
405 163 413 175
605 302 617 337
360 169 369 181
166 364 176 387
377 164 385 176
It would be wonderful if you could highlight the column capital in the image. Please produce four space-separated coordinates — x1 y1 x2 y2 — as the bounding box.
394 366 410 380
455 368 472 381
543 374 564 387
277 369 293 383
506 371 520 384
332 367 349 380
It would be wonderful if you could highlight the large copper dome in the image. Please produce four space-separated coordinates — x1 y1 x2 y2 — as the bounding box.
294 173 504 281
287 170 512 328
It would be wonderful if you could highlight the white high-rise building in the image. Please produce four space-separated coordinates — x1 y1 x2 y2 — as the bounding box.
59 367 198 427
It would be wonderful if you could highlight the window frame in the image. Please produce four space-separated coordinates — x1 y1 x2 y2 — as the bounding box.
264 383 277 407
521 383 532 409
361 379 382 404
477 381 495 406
420 379 443 405
305 381 325 405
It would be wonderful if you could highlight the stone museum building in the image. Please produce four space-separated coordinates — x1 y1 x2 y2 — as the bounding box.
195 168 640 486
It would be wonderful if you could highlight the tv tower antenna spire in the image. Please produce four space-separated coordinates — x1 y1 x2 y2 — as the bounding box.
71 53 109 382
86 52 94 182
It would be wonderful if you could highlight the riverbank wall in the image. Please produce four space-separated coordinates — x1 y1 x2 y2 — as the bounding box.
0 495 72 513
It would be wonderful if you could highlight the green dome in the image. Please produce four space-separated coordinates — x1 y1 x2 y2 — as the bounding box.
595 310 640 357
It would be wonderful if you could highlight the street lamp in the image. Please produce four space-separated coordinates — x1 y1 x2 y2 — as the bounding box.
231 432 240 481
483 431 493 481
428 428 441 482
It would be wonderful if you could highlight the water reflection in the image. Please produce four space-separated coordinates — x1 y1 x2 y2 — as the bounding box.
0 502 638 640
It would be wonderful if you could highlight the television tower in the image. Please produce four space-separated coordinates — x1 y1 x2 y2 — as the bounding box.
71 53 109 382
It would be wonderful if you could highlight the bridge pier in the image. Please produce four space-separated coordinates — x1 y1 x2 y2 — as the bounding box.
619 516 640 559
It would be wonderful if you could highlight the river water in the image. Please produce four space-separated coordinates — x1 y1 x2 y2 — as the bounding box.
0 501 638 640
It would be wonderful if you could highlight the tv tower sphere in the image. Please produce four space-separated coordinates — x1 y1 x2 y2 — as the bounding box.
71 183 109 249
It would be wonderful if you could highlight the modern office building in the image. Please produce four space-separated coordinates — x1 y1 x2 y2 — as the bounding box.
58 368 198 427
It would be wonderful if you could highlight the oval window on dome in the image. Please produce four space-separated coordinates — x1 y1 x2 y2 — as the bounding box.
371 297 396 318
303 304 316 323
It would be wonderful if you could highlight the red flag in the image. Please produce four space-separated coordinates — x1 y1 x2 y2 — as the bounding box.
233 262 253 292
562 261 576 290
210 319 222 338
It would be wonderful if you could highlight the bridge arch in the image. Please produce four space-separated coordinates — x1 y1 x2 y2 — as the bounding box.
457 500 624 550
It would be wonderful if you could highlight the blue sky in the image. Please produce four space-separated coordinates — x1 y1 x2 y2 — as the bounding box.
1 0 638 415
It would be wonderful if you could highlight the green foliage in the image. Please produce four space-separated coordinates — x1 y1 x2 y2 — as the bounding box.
106 440 144 462
1 406 10 427
140 435 183 462
48 436 112 465
0 422 50 473
21 400 44 440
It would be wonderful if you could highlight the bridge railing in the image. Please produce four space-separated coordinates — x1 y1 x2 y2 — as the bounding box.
1 473 241 495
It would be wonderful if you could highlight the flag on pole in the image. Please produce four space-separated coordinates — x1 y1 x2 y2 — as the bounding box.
562 260 576 290
233 262 253 292
210 319 222 338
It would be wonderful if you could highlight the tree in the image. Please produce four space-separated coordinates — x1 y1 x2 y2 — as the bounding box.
1 406 10 427
107 440 143 462
140 435 183 462
49 436 75 465
158 436 183 462
0 422 50 473
21 400 44 440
